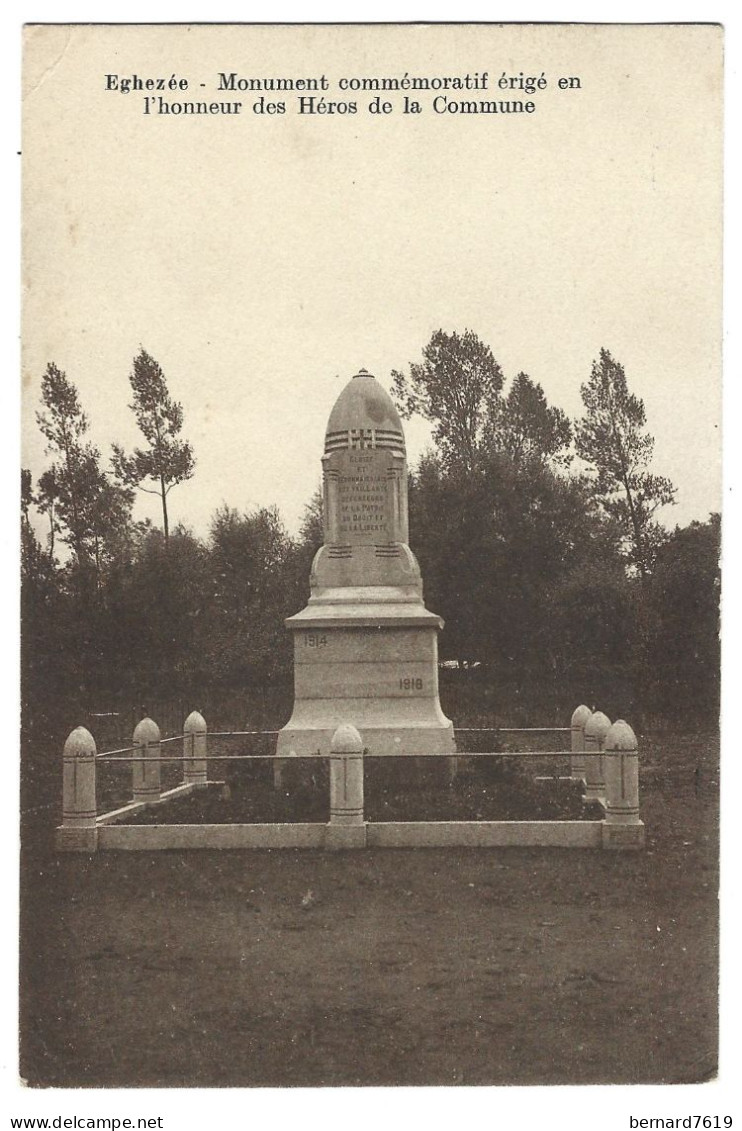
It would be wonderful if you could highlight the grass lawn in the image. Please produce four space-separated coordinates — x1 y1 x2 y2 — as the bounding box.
19 733 718 1087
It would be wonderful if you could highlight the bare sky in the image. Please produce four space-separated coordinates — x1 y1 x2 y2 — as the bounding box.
22 23 722 540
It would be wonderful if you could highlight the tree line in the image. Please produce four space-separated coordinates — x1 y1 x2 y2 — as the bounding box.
21 333 720 749
394 331 718 726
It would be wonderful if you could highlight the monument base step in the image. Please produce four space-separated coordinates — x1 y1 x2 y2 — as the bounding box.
276 721 455 759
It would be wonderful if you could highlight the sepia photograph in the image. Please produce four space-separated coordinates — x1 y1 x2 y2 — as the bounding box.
18 20 723 1096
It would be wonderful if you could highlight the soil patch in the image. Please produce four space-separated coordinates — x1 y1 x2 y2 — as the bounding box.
118 759 603 825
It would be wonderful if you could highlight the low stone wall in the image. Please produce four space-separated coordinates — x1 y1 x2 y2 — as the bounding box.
55 707 645 852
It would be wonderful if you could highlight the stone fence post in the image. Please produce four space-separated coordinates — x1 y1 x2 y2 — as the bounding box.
326 724 366 849
57 726 98 851
570 704 591 783
183 711 208 786
132 717 162 804
602 720 645 848
583 710 611 803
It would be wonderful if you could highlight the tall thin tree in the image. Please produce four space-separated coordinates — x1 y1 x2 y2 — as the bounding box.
575 348 675 579
35 362 122 574
112 349 195 546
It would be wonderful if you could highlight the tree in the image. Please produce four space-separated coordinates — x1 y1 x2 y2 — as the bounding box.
391 329 504 472
21 469 46 584
408 446 613 684
204 505 299 686
35 467 59 561
112 348 195 546
36 362 132 580
549 554 639 717
393 331 630 707
21 466 76 759
299 486 324 550
36 363 94 566
21 468 34 524
32 363 138 712
490 371 572 470
575 349 675 579
644 514 720 725
87 471 137 582
107 523 210 699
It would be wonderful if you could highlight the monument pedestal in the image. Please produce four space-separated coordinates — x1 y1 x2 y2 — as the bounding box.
277 586 454 758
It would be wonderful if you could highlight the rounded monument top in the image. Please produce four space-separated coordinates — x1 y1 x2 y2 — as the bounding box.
330 723 364 755
63 726 96 758
184 710 207 734
133 717 161 744
325 371 405 454
584 710 612 740
604 719 638 751
571 704 592 728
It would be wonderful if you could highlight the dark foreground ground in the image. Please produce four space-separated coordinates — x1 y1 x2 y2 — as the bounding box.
20 734 718 1087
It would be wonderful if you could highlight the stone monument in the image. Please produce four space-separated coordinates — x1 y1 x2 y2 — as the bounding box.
276 369 454 762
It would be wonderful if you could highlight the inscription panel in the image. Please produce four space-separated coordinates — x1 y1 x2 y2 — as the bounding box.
295 660 434 700
295 628 436 665
334 450 392 545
